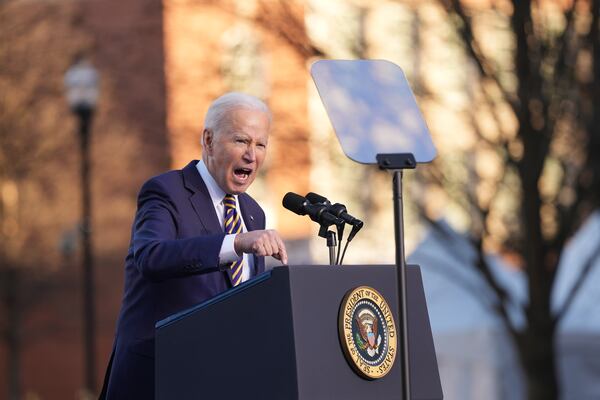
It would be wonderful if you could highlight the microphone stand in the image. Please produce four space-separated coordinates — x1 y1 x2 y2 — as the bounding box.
327 231 337 265
318 225 337 265
376 153 416 400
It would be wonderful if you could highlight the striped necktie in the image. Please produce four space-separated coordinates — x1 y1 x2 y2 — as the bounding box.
223 194 244 286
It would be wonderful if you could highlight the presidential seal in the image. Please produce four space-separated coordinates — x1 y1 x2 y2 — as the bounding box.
338 286 397 380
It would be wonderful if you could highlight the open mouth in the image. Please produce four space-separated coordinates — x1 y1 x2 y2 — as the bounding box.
233 167 253 181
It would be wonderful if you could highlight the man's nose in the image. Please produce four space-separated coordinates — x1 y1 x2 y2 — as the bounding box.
243 145 256 162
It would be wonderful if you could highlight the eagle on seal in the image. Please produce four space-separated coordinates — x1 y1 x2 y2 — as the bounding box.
355 308 381 357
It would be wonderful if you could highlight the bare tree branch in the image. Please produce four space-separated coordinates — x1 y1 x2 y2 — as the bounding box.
438 0 519 114
471 236 520 338
416 210 521 338
553 241 600 323
254 0 325 60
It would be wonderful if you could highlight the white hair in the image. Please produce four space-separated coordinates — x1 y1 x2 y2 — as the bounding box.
203 92 271 134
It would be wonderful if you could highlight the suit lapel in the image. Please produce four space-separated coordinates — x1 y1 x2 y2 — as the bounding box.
238 194 258 232
239 195 265 275
182 161 221 234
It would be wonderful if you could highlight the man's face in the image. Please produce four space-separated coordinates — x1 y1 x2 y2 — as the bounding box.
203 107 270 195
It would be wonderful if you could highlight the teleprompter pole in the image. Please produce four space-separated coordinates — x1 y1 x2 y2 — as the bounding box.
393 170 410 400
377 153 416 400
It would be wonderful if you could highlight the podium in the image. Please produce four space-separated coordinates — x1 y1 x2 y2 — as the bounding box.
155 265 442 399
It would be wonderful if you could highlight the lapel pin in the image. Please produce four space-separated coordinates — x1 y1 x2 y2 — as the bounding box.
250 215 254 221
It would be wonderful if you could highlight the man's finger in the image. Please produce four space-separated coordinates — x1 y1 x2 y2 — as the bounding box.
262 236 274 256
276 236 288 264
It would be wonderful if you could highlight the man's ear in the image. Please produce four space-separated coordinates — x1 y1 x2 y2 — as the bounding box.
202 128 213 154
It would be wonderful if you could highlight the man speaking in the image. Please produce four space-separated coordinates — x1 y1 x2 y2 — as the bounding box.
101 92 288 399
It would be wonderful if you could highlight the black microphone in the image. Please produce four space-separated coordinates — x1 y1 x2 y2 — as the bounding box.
282 192 343 227
305 192 330 206
306 192 364 229
306 192 364 242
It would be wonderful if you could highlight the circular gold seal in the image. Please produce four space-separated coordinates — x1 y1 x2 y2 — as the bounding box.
338 286 397 380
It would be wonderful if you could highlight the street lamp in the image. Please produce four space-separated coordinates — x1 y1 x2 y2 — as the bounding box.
64 57 99 395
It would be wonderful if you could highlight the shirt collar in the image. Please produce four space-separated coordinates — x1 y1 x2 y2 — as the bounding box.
196 159 234 208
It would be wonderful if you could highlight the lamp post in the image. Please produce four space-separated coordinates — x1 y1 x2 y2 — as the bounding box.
64 57 99 395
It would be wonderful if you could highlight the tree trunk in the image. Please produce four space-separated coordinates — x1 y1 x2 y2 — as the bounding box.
517 322 558 400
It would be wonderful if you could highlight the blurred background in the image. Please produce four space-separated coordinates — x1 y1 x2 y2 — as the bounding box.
0 0 599 399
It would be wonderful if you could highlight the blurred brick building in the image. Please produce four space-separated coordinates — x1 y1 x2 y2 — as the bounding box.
0 0 313 398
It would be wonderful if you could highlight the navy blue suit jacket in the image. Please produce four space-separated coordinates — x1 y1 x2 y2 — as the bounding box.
103 160 265 399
